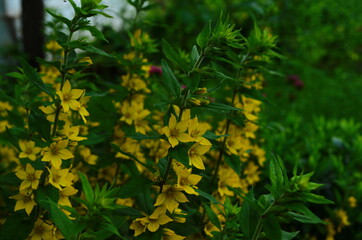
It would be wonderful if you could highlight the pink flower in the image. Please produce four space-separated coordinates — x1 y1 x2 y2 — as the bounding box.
149 66 162 75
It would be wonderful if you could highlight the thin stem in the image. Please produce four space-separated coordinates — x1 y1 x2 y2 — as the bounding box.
211 88 237 183
159 155 172 193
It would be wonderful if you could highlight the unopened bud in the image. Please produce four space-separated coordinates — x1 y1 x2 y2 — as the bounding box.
193 87 207 95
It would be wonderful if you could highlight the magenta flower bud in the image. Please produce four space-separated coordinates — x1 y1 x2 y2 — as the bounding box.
149 66 162 75
294 79 304 90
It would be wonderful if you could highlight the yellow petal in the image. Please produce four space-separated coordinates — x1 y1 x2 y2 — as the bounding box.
162 126 171 137
15 170 27 180
147 222 160 232
176 120 188 133
168 136 179 148
154 193 166 206
18 140 26 152
58 149 74 160
177 133 194 143
190 155 205 170
63 80 71 93
173 192 188 203
70 89 84 99
169 114 177 129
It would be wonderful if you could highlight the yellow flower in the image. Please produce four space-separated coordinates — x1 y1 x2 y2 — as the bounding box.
0 101 13 117
47 166 74 190
175 166 202 196
154 185 188 212
73 96 90 123
244 162 261 185
39 104 68 122
204 221 220 237
336 209 350 232
188 143 211 170
10 189 36 215
28 218 55 240
59 186 78 206
60 123 87 142
162 228 185 240
41 140 74 169
56 80 84 112
348 196 357 208
188 117 212 146
162 114 194 148
79 146 98 165
15 163 43 190
130 218 147 236
18 140 41 161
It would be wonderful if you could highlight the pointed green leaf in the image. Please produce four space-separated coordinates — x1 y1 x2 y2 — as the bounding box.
78 171 94 205
161 59 181 97
18 58 55 99
162 39 188 73
83 25 108 42
203 203 221 230
197 21 211 49
263 214 282 240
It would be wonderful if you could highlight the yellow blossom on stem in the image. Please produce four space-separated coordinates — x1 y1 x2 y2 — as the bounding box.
348 196 357 208
59 186 78 206
188 117 212 146
130 207 173 236
336 209 350 232
41 140 74 169
79 146 98 165
28 218 55 240
175 167 202 195
162 228 185 240
15 163 43 190
47 166 74 190
188 143 211 170
60 123 87 142
18 140 41 161
162 114 194 148
154 185 188 212
56 80 84 112
9 189 36 215
73 96 90 124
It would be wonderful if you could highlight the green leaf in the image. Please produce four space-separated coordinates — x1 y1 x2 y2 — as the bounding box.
81 45 114 58
298 192 334 204
0 212 33 240
195 189 221 205
78 171 94 205
161 59 181 97
6 72 25 80
203 131 229 140
18 58 55 99
83 25 109 43
197 21 211 49
113 206 143 217
202 102 243 112
111 143 155 173
203 203 221 229
239 189 260 239
0 172 20 186
46 9 71 28
158 157 168 178
29 108 51 141
169 145 190 168
263 214 281 240
224 154 241 175
182 73 200 92
285 203 324 224
282 231 299 240
118 177 153 198
191 45 200 65
269 155 288 198
162 39 188 73
44 198 81 239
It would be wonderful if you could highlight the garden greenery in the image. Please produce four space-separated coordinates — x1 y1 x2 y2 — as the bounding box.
0 0 332 239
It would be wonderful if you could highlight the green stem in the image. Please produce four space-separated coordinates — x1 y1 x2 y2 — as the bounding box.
51 24 75 137
211 88 237 183
159 155 172 193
